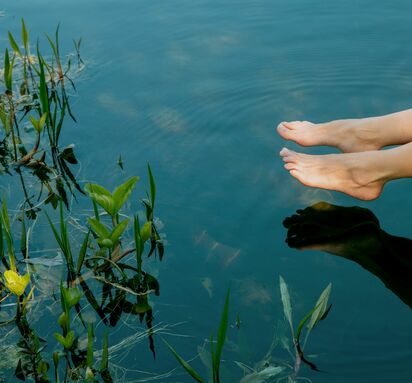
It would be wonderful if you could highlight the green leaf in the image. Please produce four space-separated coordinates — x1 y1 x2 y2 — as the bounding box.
37 53 49 116
63 287 82 308
88 218 110 239
88 193 115 217
295 302 322 343
110 218 129 244
112 176 139 214
8 32 22 58
87 324 94 368
85 183 112 198
64 330 75 349
279 276 293 335
307 283 332 332
21 18 29 51
140 221 152 243
148 163 156 208
100 332 109 371
76 230 90 274
1 198 16 270
4 48 12 91
164 340 206 383
213 289 229 381
38 112 48 132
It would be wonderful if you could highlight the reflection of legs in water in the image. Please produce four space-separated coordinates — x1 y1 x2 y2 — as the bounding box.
280 142 412 200
277 109 412 153
283 202 412 309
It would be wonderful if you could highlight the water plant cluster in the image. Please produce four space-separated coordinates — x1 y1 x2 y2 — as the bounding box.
0 20 333 383
0 21 165 382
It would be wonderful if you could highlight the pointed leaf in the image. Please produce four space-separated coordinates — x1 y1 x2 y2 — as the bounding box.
109 218 129 244
307 283 332 332
279 276 293 334
148 163 156 208
88 218 110 239
8 32 22 58
112 176 139 213
164 340 206 383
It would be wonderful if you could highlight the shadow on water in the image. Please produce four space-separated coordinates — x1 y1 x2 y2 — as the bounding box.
283 201 412 309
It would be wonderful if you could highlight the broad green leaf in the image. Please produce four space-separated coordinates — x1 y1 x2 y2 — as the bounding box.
85 183 112 198
279 276 293 334
307 283 332 332
164 340 206 383
110 218 129 244
88 193 115 216
112 176 139 213
88 218 110 239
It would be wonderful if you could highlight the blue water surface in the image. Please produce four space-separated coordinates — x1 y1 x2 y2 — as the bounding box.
1 0 412 382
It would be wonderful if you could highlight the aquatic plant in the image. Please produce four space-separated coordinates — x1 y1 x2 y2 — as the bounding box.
165 289 230 383
166 278 332 383
1 19 84 218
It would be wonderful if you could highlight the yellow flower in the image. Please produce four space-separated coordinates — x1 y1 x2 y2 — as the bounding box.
4 270 30 296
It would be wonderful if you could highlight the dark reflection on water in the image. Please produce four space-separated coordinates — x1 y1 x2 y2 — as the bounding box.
284 202 412 309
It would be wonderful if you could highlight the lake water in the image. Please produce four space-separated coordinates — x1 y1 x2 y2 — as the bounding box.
1 0 412 382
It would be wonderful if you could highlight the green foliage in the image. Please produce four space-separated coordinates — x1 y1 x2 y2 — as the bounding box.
165 290 230 383
0 19 84 219
85 176 139 217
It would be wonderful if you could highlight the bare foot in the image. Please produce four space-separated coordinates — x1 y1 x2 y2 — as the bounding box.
280 147 390 200
277 118 384 153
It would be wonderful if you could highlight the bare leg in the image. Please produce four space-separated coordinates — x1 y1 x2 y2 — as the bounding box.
280 142 412 200
277 109 412 152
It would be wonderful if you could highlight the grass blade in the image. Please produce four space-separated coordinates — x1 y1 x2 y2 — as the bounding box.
214 289 230 382
148 163 156 209
163 340 206 383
